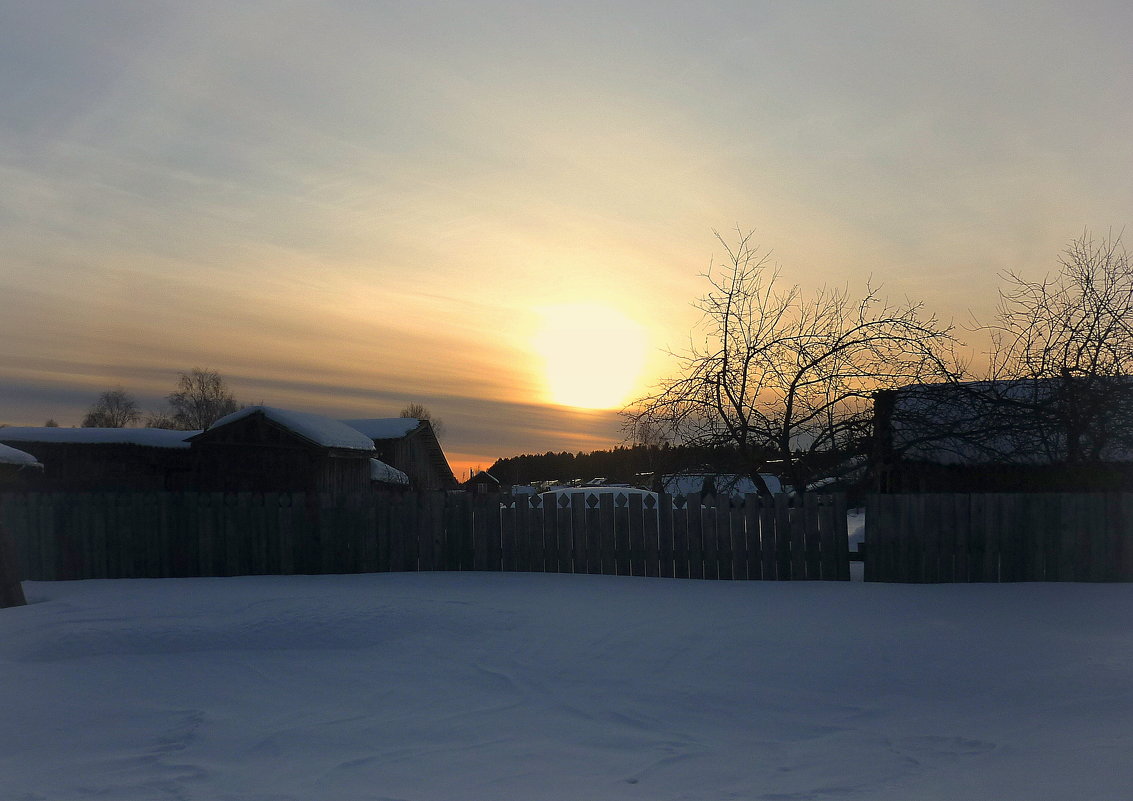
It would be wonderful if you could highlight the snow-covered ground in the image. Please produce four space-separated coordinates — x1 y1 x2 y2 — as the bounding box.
2 573 1131 800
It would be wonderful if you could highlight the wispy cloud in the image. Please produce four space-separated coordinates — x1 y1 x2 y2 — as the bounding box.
2 1 1131 465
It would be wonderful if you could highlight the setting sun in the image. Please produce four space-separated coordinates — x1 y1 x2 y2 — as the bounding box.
533 303 649 410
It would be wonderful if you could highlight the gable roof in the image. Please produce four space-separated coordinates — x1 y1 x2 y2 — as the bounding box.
0 427 197 449
202 407 376 452
340 418 421 441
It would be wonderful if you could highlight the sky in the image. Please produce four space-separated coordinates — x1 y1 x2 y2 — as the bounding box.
1 1 1131 475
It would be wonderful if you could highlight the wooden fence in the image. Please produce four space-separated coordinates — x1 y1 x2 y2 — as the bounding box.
0 490 850 582
865 493 1133 582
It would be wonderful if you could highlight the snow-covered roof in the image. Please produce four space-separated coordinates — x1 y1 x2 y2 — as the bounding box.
662 473 782 496
208 407 376 452
0 442 41 467
0 427 197 449
340 418 421 440
370 459 409 485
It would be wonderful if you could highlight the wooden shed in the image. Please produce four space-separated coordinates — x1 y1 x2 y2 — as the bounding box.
341 418 458 490
873 379 1133 492
0 428 195 491
189 406 376 495
462 470 501 494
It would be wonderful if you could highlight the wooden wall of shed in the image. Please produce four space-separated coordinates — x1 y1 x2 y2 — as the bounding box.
189 413 371 495
192 445 370 494
373 428 456 490
878 460 1133 493
0 442 195 491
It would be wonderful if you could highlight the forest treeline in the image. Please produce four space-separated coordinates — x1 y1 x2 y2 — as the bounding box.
486 443 778 487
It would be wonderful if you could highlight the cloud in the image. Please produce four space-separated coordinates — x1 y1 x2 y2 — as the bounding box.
2 1 1132 466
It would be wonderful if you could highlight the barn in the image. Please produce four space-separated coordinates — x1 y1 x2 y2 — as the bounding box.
341 418 458 490
189 406 377 494
873 379 1133 492
0 428 195 491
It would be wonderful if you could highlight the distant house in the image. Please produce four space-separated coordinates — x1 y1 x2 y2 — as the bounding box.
342 418 458 490
0 443 42 487
462 470 501 494
873 378 1133 492
189 406 375 494
0 427 195 491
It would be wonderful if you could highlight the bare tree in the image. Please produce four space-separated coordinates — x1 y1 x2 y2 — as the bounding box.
623 230 962 493
982 229 1133 462
82 388 141 428
400 402 444 439
167 368 239 430
143 410 178 429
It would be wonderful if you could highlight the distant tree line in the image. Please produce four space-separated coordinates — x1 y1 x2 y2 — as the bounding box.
487 443 775 487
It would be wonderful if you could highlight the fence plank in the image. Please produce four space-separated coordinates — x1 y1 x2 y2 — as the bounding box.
801 494 820 580
571 493 588 576
729 497 746 581
657 493 675 579
511 495 531 573
500 498 517 573
614 493 631 576
702 497 719 580
671 497 689 579
629 493 646 577
774 494 792 581
758 496 776 580
744 495 762 580
1087 494 1110 582
1120 494 1133 581
643 496 660 578
686 493 704 580
950 494 969 583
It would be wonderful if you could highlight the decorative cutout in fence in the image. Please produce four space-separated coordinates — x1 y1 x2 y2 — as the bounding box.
0 491 850 582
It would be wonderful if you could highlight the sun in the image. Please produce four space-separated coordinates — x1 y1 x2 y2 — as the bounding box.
533 303 649 410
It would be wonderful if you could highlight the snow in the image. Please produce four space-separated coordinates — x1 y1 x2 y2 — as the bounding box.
662 472 782 497
2 573 1132 800
209 407 376 452
370 458 409 485
0 442 40 466
341 417 421 440
0 427 197 448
